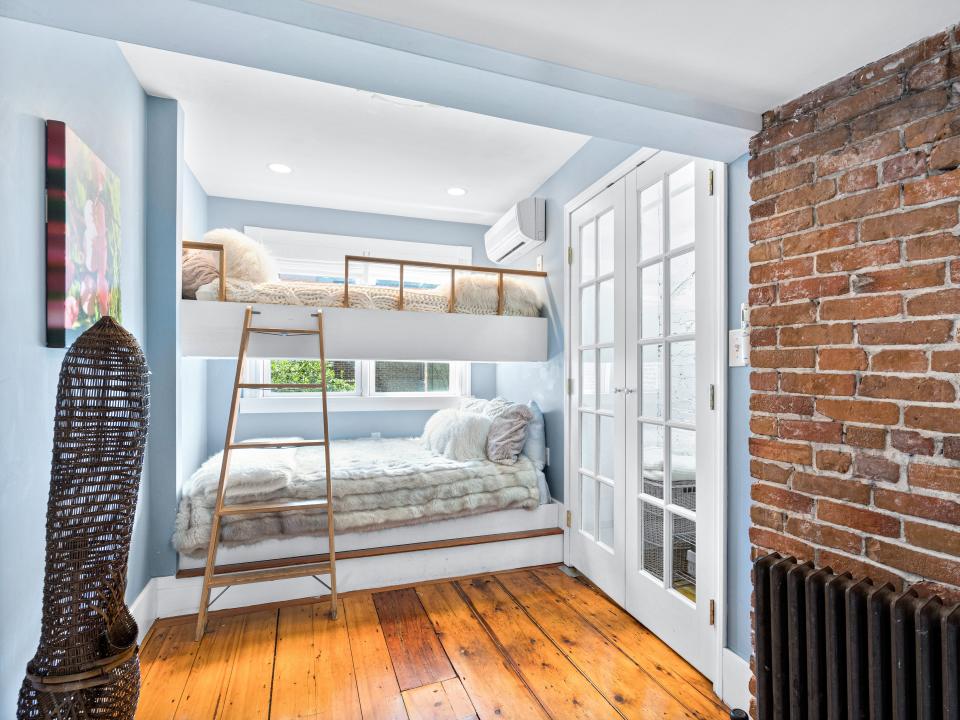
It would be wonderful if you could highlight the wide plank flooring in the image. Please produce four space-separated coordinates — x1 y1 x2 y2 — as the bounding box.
136 565 729 719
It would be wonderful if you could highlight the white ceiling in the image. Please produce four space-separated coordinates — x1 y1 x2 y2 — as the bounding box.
307 0 960 114
119 44 589 225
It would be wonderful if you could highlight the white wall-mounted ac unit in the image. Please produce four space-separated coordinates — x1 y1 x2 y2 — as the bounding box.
484 197 545 265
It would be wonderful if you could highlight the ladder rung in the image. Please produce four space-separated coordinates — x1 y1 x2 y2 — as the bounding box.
218 498 329 516
238 383 328 390
228 439 326 449
208 561 332 587
247 327 321 335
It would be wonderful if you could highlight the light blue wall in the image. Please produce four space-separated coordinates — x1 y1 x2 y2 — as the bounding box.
0 17 147 709
200 197 497 460
496 138 641 498
726 154 752 660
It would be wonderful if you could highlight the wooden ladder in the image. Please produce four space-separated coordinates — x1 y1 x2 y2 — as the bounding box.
195 306 337 640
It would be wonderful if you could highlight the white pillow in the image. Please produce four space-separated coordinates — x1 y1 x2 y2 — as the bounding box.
203 228 279 283
422 409 492 461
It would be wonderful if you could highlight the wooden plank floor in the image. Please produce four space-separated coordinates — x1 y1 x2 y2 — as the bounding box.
136 566 729 720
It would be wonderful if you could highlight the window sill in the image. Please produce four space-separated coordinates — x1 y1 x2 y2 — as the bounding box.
239 395 462 414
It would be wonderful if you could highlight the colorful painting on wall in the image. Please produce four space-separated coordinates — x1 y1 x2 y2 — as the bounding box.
45 120 121 348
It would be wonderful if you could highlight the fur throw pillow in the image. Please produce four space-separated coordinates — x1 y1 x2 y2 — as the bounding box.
181 249 220 299
203 228 279 283
486 403 533 465
422 409 492 461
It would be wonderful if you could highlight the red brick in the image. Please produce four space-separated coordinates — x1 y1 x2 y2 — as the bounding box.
907 288 960 317
816 242 899 273
751 505 784 531
749 437 813 465
908 462 960 494
818 348 867 371
780 323 853 346
749 527 813 561
854 264 945 294
751 394 815 416
775 126 849 168
751 483 814 513
817 186 900 225
750 348 815 368
881 151 927 183
778 420 842 443
781 372 856 397
782 224 856 257
756 115 816 151
751 327 777 347
845 425 886 449
875 487 960 524
904 108 960 148
748 285 776 306
819 295 901 321
779 75 857 120
903 168 960 206
870 349 928 373
817 131 900 176
751 416 778 436
944 438 960 461
854 32 950 85
904 521 960 558
817 449 852 473
912 581 960 605
861 203 959 242
749 152 776 179
858 374 955 402
929 136 960 171
953 260 960 284
853 453 901 483
816 398 900 424
850 86 949 142
890 430 934 456
751 164 814 200
785 517 862 554
817 549 905 590
818 500 900 537
769 180 837 216
750 371 778 391
932 350 960 372
749 240 781 263
751 459 793 484
906 56 950 90
749 257 814 284
779 275 849 302
750 302 817 327
838 166 878 194
905 405 960 434
905 233 960 260
817 76 902 129
867 538 960 585
858 320 954 345
750 208 814 242
792 471 871 504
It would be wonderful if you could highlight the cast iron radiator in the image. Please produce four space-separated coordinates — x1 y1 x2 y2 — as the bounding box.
754 553 960 720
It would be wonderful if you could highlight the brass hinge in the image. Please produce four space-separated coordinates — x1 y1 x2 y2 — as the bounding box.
707 168 715 196
567 246 574 265
709 599 716 626
566 510 572 528
709 384 716 411
567 378 574 395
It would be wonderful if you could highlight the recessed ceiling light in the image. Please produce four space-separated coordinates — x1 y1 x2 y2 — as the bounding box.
268 162 292 174
447 187 467 197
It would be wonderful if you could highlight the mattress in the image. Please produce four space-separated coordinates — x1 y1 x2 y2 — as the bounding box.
173 437 546 556
195 272 543 317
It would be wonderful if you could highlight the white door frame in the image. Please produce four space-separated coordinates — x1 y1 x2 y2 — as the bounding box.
561 148 729 690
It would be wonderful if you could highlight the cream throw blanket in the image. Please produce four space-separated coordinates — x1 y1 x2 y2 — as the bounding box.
173 437 541 556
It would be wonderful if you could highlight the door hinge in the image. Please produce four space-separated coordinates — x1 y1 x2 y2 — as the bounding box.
565 510 572 528
709 599 716 626
707 168 715 196
567 378 574 395
567 246 574 265
709 384 716 410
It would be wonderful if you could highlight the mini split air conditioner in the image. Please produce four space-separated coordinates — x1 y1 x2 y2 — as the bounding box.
484 197 545 265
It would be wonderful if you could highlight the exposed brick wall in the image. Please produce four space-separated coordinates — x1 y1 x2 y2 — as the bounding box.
746 23 960 716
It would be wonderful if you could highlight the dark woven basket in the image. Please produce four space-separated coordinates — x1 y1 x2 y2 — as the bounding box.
17 317 149 719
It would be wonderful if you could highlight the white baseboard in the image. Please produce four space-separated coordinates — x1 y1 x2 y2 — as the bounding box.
132 532 562 633
721 647 752 715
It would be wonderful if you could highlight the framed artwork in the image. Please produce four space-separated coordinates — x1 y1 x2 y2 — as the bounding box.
45 120 121 348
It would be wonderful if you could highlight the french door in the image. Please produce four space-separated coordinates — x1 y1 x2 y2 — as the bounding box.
568 151 720 678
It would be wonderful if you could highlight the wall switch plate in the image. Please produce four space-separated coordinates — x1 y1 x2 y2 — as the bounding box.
729 329 749 367
536 255 544 272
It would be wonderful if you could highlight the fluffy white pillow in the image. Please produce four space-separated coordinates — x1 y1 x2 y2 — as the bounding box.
203 228 279 283
422 409 492 461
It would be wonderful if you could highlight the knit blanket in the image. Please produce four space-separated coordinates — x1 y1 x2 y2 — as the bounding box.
173 437 541 556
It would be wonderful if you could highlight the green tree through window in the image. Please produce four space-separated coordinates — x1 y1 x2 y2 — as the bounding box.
269 360 356 393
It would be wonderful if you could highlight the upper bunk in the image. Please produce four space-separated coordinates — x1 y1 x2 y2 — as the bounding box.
180 243 550 362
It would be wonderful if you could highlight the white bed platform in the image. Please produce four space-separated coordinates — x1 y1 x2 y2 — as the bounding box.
161 502 561 618
180 299 549 362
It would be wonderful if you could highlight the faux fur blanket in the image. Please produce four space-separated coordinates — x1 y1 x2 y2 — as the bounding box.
173 437 541 556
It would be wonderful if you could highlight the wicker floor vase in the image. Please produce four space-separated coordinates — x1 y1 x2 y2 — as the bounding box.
17 317 149 719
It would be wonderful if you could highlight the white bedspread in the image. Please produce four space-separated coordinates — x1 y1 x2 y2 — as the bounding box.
173 437 543 556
